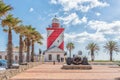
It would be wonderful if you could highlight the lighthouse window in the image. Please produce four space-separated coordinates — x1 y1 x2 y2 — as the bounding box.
48 54 52 60
57 40 59 43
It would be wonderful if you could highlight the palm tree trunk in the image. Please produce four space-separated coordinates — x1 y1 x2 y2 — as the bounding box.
91 50 94 61
110 50 113 61
26 38 30 62
7 27 13 68
19 35 23 64
31 40 34 62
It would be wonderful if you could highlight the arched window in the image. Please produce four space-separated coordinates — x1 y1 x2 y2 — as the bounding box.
48 54 52 60
0 55 2 59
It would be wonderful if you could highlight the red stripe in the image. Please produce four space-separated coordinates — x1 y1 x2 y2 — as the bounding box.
47 29 64 48
59 41 64 50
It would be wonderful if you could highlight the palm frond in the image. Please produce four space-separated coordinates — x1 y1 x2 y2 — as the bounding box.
3 28 8 32
104 40 119 53
86 42 99 53
0 1 13 17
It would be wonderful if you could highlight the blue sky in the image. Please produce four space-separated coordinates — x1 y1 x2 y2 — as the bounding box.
1 0 120 60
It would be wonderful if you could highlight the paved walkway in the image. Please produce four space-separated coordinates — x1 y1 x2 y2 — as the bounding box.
10 63 120 80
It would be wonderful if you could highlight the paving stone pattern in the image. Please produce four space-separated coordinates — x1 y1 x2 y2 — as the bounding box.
10 63 120 80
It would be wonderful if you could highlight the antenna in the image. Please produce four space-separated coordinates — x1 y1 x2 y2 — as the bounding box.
48 25 51 28
55 15 57 17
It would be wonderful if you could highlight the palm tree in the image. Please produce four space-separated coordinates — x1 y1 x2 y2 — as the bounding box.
24 25 35 62
31 31 43 62
1 14 21 68
0 1 13 18
104 41 119 61
86 42 99 61
14 25 27 64
66 42 75 58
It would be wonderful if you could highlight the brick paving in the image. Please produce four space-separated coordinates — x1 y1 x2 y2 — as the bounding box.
10 63 120 80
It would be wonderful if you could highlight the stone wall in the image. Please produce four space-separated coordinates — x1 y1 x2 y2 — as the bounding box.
0 62 40 80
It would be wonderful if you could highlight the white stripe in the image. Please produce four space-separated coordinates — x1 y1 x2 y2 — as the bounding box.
50 32 64 48
47 30 54 37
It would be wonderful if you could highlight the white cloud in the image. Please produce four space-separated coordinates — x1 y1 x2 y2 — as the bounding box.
50 0 109 12
63 20 120 44
41 33 47 47
59 13 87 25
50 0 57 4
95 12 101 16
29 8 34 12
87 20 120 43
64 31 106 43
114 36 120 41
81 16 87 23
88 20 120 35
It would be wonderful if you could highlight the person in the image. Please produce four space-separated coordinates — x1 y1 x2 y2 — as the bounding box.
53 61 55 65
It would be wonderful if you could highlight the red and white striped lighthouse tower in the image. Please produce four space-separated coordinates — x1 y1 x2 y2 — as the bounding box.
44 16 65 62
46 16 64 50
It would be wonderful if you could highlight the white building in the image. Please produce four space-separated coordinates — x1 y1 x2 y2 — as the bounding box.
0 47 27 63
44 46 65 62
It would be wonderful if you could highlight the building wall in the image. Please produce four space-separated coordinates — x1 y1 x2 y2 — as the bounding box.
0 51 27 63
0 51 7 60
44 52 64 62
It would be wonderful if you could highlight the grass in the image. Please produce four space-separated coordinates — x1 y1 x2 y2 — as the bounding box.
116 62 120 66
89 60 120 66
89 60 120 62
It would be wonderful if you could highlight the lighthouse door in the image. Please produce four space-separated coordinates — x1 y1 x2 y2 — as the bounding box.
57 54 60 62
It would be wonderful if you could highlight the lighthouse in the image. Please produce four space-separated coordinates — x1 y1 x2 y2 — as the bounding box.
44 16 65 62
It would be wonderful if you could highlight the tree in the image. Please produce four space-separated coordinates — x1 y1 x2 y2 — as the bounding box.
66 42 75 58
24 25 36 62
14 25 27 64
0 1 12 18
30 31 43 62
86 42 99 61
1 14 21 68
104 41 119 61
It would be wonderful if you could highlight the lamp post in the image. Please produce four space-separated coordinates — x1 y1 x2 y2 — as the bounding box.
42 51 45 64
64 52 67 64
39 49 42 62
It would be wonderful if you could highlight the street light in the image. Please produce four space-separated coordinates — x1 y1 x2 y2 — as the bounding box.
42 51 45 64
64 52 67 56
39 49 42 62
64 52 67 64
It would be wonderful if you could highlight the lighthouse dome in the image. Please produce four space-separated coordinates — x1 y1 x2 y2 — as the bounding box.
52 17 59 23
